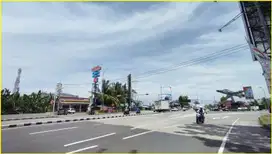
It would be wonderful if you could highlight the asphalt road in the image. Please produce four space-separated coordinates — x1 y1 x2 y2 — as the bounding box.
2 110 270 153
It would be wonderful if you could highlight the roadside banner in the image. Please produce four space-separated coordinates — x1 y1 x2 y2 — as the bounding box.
243 86 254 99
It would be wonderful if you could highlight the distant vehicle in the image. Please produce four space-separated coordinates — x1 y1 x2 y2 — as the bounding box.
57 108 68 115
183 107 188 111
67 108 76 114
136 108 141 114
171 108 179 111
250 106 259 111
154 100 170 112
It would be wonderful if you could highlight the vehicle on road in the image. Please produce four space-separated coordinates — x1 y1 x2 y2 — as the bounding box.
67 108 76 114
124 108 130 115
196 107 205 124
136 108 141 114
154 100 170 112
182 107 188 111
171 108 179 111
57 108 68 115
196 112 204 124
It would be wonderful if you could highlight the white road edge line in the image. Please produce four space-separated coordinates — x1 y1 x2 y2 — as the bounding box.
66 145 98 154
218 118 239 154
64 132 116 147
122 130 154 140
29 127 78 135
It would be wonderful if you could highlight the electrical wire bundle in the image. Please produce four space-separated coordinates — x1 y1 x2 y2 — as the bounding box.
63 44 249 87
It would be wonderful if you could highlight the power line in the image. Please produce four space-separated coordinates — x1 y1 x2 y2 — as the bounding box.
133 46 248 80
135 44 246 76
63 44 248 87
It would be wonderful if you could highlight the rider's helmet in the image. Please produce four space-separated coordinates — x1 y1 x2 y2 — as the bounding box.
198 106 204 113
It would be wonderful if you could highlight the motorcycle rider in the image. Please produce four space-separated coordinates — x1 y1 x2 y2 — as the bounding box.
196 107 205 121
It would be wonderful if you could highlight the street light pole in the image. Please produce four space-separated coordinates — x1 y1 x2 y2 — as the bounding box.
101 67 109 110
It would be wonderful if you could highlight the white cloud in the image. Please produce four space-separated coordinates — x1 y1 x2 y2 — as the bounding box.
3 2 269 105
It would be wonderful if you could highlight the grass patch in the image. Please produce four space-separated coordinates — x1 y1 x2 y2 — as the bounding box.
259 114 271 128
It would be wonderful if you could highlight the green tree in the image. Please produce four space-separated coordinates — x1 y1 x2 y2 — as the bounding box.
97 79 138 111
220 96 228 102
1 88 53 114
178 95 190 107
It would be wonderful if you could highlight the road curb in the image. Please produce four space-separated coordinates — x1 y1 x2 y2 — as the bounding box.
2 115 58 122
2 112 153 129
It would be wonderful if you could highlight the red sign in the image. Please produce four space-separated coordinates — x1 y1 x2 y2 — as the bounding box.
93 78 98 83
92 66 102 72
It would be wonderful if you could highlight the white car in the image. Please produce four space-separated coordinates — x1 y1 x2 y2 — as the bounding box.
67 108 76 114
171 108 179 111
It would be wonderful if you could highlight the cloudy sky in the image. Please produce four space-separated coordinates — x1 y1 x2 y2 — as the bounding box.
3 2 268 104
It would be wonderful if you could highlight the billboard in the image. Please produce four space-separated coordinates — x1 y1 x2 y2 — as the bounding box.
243 86 254 99
92 65 101 83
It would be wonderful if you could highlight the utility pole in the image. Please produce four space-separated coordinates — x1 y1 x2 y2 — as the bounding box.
160 86 162 100
127 74 132 110
53 82 62 114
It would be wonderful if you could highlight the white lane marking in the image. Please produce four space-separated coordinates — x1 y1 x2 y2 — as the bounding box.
94 124 102 126
222 116 229 119
66 145 98 154
218 118 239 154
122 130 154 140
29 127 77 135
213 117 220 120
64 132 116 147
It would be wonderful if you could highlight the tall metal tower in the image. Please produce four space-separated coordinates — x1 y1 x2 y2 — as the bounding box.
217 2 271 93
239 2 271 93
13 68 22 94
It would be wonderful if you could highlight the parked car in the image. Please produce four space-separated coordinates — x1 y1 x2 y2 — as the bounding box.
57 108 68 115
67 108 76 114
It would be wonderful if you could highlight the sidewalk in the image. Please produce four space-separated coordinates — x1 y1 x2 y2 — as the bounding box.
2 111 155 129
2 112 57 121
2 110 153 121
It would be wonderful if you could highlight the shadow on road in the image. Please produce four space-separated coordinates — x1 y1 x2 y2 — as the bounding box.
176 123 271 153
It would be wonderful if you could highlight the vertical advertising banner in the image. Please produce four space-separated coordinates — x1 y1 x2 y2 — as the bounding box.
92 65 102 106
243 86 254 99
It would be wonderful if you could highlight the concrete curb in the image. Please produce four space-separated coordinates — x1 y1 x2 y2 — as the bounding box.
2 112 153 129
2 115 58 122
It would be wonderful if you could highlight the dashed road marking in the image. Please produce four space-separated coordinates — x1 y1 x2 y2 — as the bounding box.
122 130 154 140
66 145 98 154
29 127 78 135
64 132 116 147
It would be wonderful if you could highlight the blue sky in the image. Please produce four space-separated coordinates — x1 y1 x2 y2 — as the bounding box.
3 2 268 104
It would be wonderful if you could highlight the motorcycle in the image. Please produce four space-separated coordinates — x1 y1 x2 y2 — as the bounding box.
123 108 130 115
196 112 205 124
